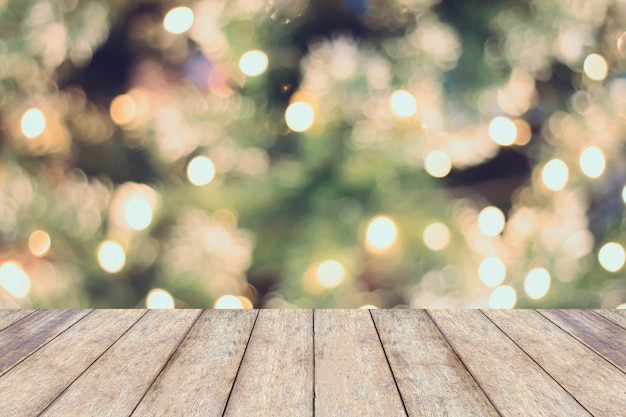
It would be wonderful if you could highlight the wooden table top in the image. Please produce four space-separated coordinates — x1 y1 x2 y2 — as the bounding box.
0 309 625 416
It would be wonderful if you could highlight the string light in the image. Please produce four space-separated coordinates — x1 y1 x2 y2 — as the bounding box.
21 108 46 138
422 222 450 251
239 50 269 76
488 116 517 146
316 260 345 288
524 268 551 299
0 262 31 298
583 53 608 81
598 242 625 272
478 256 506 287
146 289 175 309
424 151 452 178
488 285 517 308
389 89 417 117
579 146 605 178
541 159 569 191
187 156 216 186
285 101 315 132
28 230 51 257
477 206 505 237
97 240 126 273
163 7 194 34
365 216 397 252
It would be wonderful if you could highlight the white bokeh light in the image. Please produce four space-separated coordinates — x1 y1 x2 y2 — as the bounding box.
598 242 626 272
583 53 608 81
477 206 505 237
97 240 126 273
124 196 153 231
187 156 216 186
365 216 398 252
163 7 194 34
422 222 451 251
424 151 452 178
488 116 517 146
488 285 517 308
239 50 269 76
0 262 31 298
316 260 345 288
285 101 315 132
21 108 46 138
389 90 418 118
214 294 244 309
541 159 569 191
524 268 551 300
478 256 506 287
146 289 175 309
579 146 606 178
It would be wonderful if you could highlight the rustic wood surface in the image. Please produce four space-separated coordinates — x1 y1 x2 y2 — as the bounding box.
0 309 624 416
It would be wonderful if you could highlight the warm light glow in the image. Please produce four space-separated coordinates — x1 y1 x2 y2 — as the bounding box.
21 108 46 138
389 90 417 118
214 294 244 309
110 94 136 126
488 116 517 146
316 260 345 288
579 146 606 178
146 289 175 309
163 6 194 34
285 101 315 132
424 151 452 178
598 242 626 272
524 268 551 300
514 119 532 146
28 230 51 257
618 33 626 55
365 216 398 251
541 159 569 191
238 296 253 309
97 240 126 273
239 50 269 76
617 303 626 309
622 185 626 204
488 285 517 308
187 156 216 186
583 53 608 81
423 222 450 251
0 262 31 298
359 305 378 309
124 196 153 231
478 256 506 287
477 206 505 237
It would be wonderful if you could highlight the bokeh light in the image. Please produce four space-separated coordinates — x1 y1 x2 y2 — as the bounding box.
583 53 608 81
239 50 269 76
285 101 315 132
422 222 450 251
424 151 452 178
389 90 417 117
110 94 136 126
214 294 244 309
598 242 626 272
541 159 569 191
359 305 378 309
524 268 551 300
146 289 175 309
97 240 126 273
0 262 31 298
28 230 51 257
163 7 194 34
622 185 626 204
365 216 397 252
488 116 517 146
124 196 153 231
477 206 505 237
21 108 46 138
187 156 216 186
316 260 345 288
488 285 517 308
579 146 605 178
478 256 506 287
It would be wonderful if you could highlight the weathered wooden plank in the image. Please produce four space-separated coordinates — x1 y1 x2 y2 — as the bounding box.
39 309 201 417
484 309 626 416
314 309 406 417
132 310 257 417
0 309 144 416
539 309 626 373
593 309 626 329
223 309 313 417
371 309 499 417
0 309 35 332
0 309 89 376
428 310 591 417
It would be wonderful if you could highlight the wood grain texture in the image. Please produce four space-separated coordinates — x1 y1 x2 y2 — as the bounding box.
539 309 626 373
223 309 313 417
0 309 89 376
484 309 626 416
428 309 591 417
593 309 626 329
314 309 407 417
0 309 144 417
372 309 499 417
133 309 258 417
39 309 201 417
0 309 34 331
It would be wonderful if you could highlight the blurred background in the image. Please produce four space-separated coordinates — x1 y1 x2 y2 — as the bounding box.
1 0 626 309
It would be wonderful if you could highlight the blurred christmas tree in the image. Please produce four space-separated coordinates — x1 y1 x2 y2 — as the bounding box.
1 0 626 309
